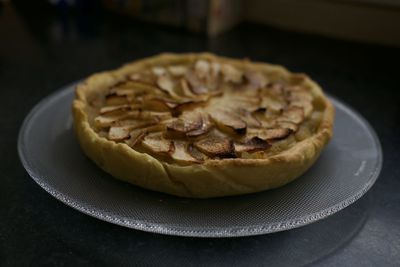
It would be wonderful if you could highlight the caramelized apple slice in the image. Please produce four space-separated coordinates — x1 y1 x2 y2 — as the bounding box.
258 128 292 140
267 82 286 95
194 137 236 158
234 137 271 153
275 121 299 132
221 64 243 83
289 91 313 118
137 111 172 121
194 60 210 79
127 72 156 84
281 106 304 124
210 109 247 135
187 144 206 161
245 71 268 89
259 95 285 113
180 78 197 98
185 71 209 95
166 112 203 136
108 126 132 141
105 94 128 106
96 110 171 127
237 108 261 128
114 117 159 127
125 129 147 147
109 88 135 98
156 75 175 94
142 133 174 154
186 114 213 137
142 96 178 111
129 73 141 81
124 124 165 147
210 62 221 78
94 113 134 127
170 141 201 163
108 118 161 140
249 128 292 140
168 65 188 77
172 100 206 114
152 66 166 76
100 104 131 115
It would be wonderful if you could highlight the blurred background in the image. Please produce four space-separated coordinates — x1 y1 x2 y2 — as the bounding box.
2 0 400 45
0 0 400 43
1 0 399 90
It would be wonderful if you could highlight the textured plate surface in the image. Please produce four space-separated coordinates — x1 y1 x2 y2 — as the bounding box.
18 83 382 237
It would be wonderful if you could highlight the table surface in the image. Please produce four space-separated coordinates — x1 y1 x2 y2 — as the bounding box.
1 4 400 267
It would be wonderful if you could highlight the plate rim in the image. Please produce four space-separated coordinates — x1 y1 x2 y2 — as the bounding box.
17 83 383 238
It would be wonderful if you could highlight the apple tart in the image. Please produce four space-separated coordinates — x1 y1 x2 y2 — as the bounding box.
73 53 334 198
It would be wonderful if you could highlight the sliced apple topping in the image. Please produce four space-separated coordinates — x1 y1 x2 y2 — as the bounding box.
237 108 261 128
245 71 268 89
124 124 166 147
152 66 167 76
289 91 313 118
170 141 201 163
249 128 292 140
275 121 299 132
267 82 287 96
108 125 133 141
142 96 177 111
166 112 203 136
94 113 132 127
281 106 304 124
229 96 260 110
259 95 285 113
128 72 156 85
129 73 141 81
100 104 131 115
195 60 210 79
210 62 221 78
125 129 147 147
234 137 271 153
168 65 188 76
186 114 212 137
137 111 172 121
194 137 236 158
156 75 180 98
115 117 159 128
94 57 318 163
180 78 197 98
187 144 206 161
185 71 209 95
142 133 174 154
221 64 243 83
109 88 135 98
210 109 247 135
105 94 128 106
173 99 206 113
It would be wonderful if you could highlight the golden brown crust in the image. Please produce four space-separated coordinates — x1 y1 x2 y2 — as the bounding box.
72 53 334 198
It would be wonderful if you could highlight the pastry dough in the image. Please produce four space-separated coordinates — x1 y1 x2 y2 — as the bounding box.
72 53 334 198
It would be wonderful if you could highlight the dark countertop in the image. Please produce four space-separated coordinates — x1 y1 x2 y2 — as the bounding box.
1 4 400 267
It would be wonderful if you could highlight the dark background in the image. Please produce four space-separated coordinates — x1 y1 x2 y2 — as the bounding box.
1 2 400 266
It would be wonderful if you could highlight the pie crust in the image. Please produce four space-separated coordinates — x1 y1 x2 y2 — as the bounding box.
72 53 334 198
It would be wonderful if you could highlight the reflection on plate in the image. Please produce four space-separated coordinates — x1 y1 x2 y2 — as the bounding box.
18 83 382 237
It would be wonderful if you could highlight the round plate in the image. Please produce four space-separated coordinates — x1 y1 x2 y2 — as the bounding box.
18 83 382 237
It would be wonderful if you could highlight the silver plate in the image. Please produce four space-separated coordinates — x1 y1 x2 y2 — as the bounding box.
18 83 382 237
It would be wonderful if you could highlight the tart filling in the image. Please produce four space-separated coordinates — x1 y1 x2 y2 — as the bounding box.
88 58 324 164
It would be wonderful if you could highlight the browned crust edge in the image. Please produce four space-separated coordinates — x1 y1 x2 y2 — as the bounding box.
72 53 335 198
